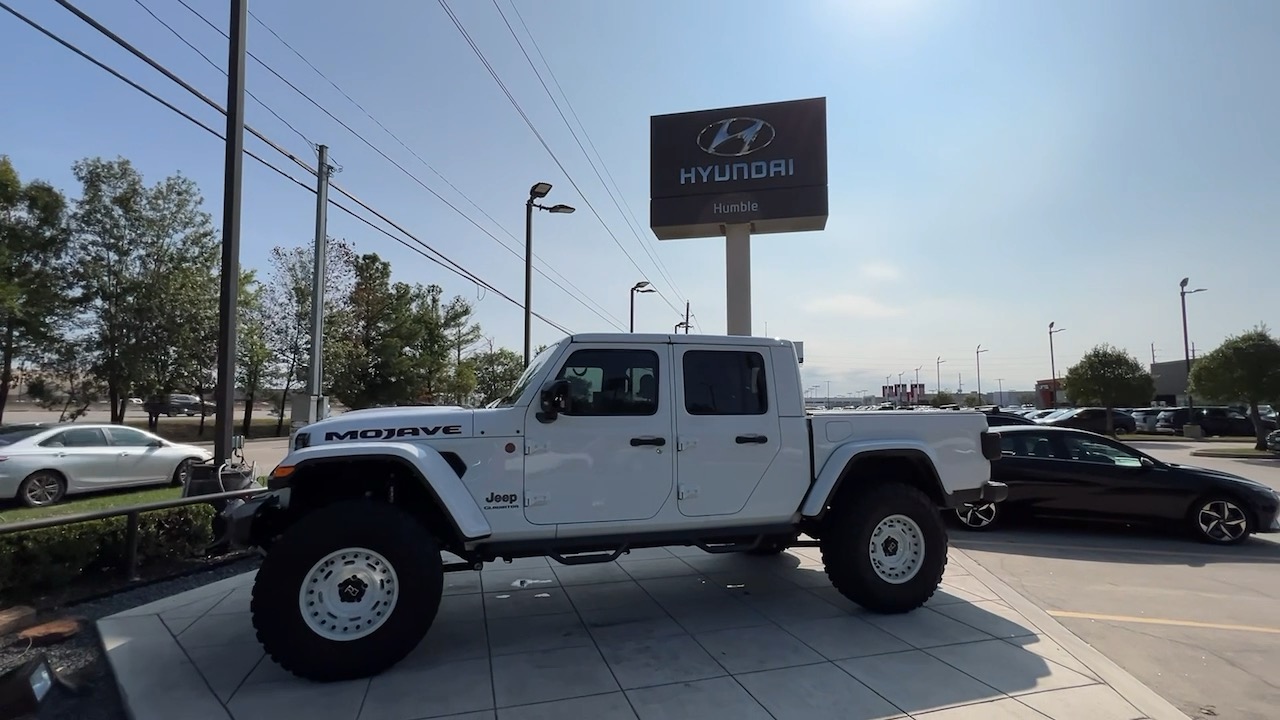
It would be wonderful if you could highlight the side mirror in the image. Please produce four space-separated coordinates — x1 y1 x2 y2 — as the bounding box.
537 379 571 422
148 439 164 448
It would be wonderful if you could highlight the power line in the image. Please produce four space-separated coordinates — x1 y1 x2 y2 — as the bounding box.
51 0 314 176
493 0 690 311
171 0 626 332
129 0 311 150
437 0 686 319
7 0 572 335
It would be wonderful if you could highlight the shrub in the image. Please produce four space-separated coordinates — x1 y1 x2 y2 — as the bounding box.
0 504 215 597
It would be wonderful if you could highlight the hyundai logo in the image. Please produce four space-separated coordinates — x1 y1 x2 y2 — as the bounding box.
697 117 775 157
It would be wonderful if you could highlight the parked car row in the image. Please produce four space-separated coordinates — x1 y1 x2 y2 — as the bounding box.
0 422 212 507
1001 405 1277 437
952 425 1280 545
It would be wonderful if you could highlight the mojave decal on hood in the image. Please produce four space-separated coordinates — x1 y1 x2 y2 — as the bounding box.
312 406 475 443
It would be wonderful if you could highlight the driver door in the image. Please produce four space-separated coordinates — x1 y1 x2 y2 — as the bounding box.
521 343 675 526
1056 435 1183 521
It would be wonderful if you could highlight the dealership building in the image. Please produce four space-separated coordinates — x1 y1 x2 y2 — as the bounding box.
1035 359 1198 408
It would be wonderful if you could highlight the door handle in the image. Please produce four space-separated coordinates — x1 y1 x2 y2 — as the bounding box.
630 436 667 447
735 434 768 444
119 452 130 457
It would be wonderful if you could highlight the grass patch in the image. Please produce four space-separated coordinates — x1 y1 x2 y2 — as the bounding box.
121 415 290 443
0 486 182 524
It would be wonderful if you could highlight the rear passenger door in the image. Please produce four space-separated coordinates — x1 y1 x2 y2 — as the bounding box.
674 346 780 517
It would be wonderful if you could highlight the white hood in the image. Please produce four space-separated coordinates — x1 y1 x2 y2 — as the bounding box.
308 406 475 444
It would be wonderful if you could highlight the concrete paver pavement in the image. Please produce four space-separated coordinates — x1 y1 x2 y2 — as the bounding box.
100 547 1185 720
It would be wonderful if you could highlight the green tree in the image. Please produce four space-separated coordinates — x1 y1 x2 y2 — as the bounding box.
930 390 955 407
25 339 100 422
0 156 73 423
470 348 525 405
237 270 275 437
70 157 219 423
328 253 424 409
1062 344 1155 435
962 393 980 408
1188 326 1280 450
263 239 357 433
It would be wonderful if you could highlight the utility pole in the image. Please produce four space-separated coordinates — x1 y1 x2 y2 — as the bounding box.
936 357 945 400
1151 343 1157 365
304 144 333 426
213 0 247 466
957 373 963 394
976 345 988 403
684 301 690 334
996 378 1004 406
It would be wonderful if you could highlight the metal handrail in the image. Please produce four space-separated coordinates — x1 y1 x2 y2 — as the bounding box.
0 486 271 582
0 487 269 535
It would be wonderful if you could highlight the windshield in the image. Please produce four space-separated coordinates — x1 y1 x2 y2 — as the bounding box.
492 344 559 408
1042 409 1073 421
0 425 47 445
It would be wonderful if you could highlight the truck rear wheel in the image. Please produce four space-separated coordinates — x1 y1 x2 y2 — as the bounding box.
250 499 444 682
820 482 947 613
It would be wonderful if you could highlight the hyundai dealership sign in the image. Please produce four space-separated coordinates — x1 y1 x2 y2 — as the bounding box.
650 97 828 240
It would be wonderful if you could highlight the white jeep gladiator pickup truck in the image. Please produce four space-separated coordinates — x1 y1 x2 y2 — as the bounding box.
227 333 1006 681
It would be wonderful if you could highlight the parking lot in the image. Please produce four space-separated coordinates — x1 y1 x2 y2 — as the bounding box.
956 443 1280 720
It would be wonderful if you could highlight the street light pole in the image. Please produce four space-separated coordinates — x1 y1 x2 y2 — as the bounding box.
1048 322 1065 407
997 378 1004 406
976 344 988 403
1180 277 1207 417
936 357 945 398
629 281 653 332
524 182 575 366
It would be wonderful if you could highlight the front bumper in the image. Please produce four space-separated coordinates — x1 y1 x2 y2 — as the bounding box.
224 490 288 549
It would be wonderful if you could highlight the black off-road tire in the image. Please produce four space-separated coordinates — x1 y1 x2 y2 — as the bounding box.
250 499 444 682
820 482 948 613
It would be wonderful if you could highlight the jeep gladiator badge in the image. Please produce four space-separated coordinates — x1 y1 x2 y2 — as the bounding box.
324 425 464 442
482 492 520 510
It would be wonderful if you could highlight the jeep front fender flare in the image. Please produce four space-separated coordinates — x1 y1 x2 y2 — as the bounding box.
800 440 944 518
281 441 491 540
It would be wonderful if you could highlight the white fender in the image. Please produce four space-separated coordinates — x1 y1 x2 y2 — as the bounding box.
281 441 491 540
800 439 943 518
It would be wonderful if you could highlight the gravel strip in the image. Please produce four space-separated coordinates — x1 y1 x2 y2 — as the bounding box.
0 556 261 720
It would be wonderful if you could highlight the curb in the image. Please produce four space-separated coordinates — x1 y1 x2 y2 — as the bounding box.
951 549 1191 720
1189 449 1280 459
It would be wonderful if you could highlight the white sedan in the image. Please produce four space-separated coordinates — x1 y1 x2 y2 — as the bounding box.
0 423 213 507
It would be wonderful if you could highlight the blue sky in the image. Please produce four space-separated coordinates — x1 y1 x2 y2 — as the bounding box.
2 0 1277 399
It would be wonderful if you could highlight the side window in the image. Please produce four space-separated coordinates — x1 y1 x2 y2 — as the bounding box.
1062 436 1143 467
41 428 109 448
682 350 768 415
107 427 157 446
555 349 659 416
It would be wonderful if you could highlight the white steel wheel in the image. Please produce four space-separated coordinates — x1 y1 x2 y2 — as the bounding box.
299 547 400 641
955 502 1000 530
1195 499 1251 545
867 514 926 584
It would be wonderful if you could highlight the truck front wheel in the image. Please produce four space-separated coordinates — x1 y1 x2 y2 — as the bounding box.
820 482 947 613
250 499 444 682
